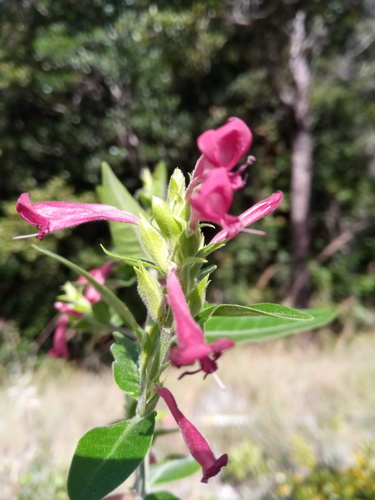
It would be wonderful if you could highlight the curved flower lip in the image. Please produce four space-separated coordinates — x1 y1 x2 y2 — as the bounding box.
15 193 139 240
189 168 234 228
197 117 252 171
156 386 228 483
210 191 283 244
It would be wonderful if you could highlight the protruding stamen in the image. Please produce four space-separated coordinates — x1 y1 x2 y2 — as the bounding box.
241 228 267 236
212 371 226 391
13 233 39 240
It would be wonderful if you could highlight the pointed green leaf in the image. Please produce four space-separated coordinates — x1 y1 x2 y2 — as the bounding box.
33 246 140 333
197 264 217 281
204 308 337 343
149 456 201 487
100 244 161 271
97 162 147 258
111 332 140 396
197 241 226 258
139 216 169 273
187 275 209 317
198 303 314 324
67 414 155 500
152 161 168 201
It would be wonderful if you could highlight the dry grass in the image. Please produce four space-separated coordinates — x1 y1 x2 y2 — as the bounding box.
1 334 375 499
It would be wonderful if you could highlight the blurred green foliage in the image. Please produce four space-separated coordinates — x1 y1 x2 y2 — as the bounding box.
270 446 375 500
1 0 375 343
224 438 375 500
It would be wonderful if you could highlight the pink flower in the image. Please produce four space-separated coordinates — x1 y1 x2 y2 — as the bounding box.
54 301 83 316
50 263 112 358
15 193 139 240
187 118 254 234
197 117 252 171
77 261 113 303
167 268 234 376
156 386 228 483
48 313 70 358
210 191 283 244
189 168 242 237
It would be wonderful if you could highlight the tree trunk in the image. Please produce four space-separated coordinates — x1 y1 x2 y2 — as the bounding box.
288 11 313 307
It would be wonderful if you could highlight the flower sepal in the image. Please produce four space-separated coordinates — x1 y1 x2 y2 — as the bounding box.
134 262 166 325
139 215 170 274
168 168 187 214
152 196 186 240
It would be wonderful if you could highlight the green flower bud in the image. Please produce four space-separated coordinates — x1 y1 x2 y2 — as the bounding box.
134 263 166 325
139 215 169 273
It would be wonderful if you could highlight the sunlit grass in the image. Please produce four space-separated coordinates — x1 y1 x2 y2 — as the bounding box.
1 333 375 499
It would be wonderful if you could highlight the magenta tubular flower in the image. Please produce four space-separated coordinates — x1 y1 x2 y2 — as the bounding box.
167 268 234 376
77 261 113 303
15 193 139 240
189 167 242 237
49 313 70 358
210 191 284 244
197 117 252 171
157 386 228 483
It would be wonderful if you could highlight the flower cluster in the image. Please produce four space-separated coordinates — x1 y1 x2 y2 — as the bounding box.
50 262 112 358
15 117 283 484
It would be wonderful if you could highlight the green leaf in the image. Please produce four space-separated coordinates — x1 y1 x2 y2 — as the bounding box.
196 241 226 258
149 456 201 487
138 162 168 207
187 275 209 317
111 332 140 396
67 414 155 500
33 246 139 332
91 301 111 324
204 308 337 343
152 161 168 201
198 303 314 324
145 492 181 500
197 264 217 281
97 162 147 258
100 244 161 271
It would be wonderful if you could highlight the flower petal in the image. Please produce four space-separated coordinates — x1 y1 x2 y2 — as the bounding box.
197 117 252 171
157 386 228 483
16 193 139 240
210 191 283 244
49 314 70 358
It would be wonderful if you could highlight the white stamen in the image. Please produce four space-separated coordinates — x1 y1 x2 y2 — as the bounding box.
13 233 39 240
241 228 267 236
212 371 226 391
